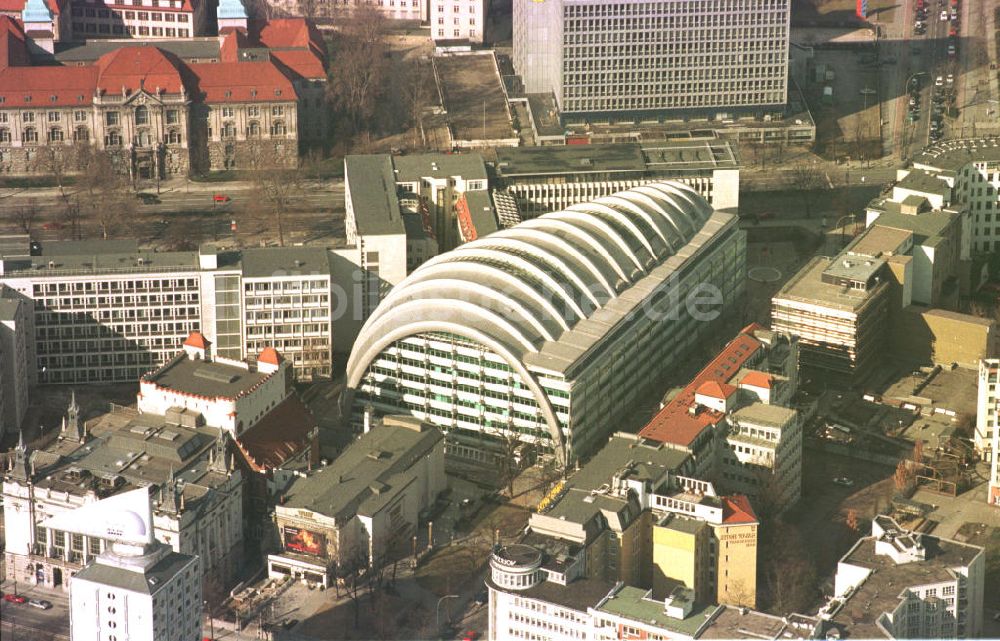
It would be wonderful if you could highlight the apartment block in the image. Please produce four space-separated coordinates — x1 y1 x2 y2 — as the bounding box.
493 141 740 217
430 0 485 43
527 433 760 608
825 516 985 639
976 358 1000 465
0 240 335 383
900 138 1000 256
639 324 802 514
513 0 790 119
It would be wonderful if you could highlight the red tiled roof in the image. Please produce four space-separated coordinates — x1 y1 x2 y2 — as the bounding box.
219 27 249 63
95 46 185 94
696 380 737 400
639 330 763 447
0 65 98 106
0 15 29 69
269 49 326 80
721 494 758 525
183 331 208 349
0 1 24 12
740 371 773 389
236 395 316 472
258 347 283 366
252 18 326 59
188 60 296 103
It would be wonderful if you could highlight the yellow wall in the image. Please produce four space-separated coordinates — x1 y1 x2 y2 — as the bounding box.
652 519 709 603
893 305 996 368
713 522 758 608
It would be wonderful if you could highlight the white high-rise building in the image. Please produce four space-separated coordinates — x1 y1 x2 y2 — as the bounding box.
513 0 791 119
431 0 485 42
69 488 202 641
979 358 1000 506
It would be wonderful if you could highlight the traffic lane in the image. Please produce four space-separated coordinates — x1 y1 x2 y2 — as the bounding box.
1 597 70 640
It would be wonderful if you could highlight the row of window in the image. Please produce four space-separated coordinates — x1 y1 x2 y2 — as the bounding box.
73 21 190 36
71 6 190 21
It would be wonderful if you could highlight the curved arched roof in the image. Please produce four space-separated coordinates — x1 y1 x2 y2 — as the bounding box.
347 181 717 380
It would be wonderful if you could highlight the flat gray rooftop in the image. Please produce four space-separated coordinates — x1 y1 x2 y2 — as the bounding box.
345 154 405 236
895 168 950 196
282 417 442 520
74 549 196 596
54 38 221 63
393 153 488 183
641 141 739 172
598 585 719 637
775 257 879 312
912 137 1000 172
731 403 797 428
240 246 331 279
868 210 957 244
495 144 647 177
432 53 514 142
145 353 269 400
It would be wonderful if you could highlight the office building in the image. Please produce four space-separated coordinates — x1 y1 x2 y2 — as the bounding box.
990 416 1000 506
0 289 31 439
771 254 891 380
639 324 802 514
897 138 1000 256
431 0 485 43
68 488 202 641
267 415 445 585
0 16 329 177
0 240 335 382
344 181 746 466
512 0 790 119
493 141 740 217
824 516 985 639
977 358 1000 466
527 433 760 608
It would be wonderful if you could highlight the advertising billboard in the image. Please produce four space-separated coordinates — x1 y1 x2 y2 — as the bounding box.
283 526 327 557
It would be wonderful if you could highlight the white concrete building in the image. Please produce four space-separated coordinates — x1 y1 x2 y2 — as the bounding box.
721 403 802 512
431 0 485 43
892 138 1000 256
69 488 202 641
0 240 336 382
977 356 1000 506
827 516 985 639
0 291 30 439
513 0 790 119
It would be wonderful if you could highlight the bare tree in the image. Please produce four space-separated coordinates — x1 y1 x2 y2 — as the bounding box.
13 199 39 235
399 59 435 148
75 147 135 239
326 6 389 137
30 145 76 204
790 165 827 217
246 143 302 247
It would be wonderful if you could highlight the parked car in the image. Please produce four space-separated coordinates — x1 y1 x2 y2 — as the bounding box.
41 221 63 230
832 477 855 487
462 631 480 641
940 9 948 19
28 599 52 610
474 589 488 606
212 194 231 204
948 44 956 56
935 75 944 86
3 593 27 604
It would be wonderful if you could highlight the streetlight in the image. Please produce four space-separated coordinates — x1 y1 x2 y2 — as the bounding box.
204 599 214 640
436 594 459 631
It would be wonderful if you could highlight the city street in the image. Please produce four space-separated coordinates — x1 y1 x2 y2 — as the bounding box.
0 581 70 641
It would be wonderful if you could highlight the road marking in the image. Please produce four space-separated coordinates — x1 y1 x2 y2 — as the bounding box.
825 173 834 189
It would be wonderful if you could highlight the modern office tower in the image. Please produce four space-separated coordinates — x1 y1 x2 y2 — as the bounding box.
828 516 985 639
513 0 791 119
68 489 202 641
494 141 741 217
0 240 335 383
344 181 746 466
